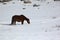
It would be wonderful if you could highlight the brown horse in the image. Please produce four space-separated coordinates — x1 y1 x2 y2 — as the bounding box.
11 15 30 25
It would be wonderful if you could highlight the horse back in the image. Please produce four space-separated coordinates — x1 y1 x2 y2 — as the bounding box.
12 15 27 21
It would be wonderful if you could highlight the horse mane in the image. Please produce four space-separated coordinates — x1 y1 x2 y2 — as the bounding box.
20 15 29 20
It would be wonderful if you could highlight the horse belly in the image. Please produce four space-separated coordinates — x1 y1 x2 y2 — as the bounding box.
16 19 21 22
16 19 23 22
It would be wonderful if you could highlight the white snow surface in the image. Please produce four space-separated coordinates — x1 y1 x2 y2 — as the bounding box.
0 0 60 40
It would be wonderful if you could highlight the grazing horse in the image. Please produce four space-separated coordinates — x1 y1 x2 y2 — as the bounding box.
11 15 30 25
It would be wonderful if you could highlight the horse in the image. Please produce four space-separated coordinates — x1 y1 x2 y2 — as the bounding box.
11 15 30 25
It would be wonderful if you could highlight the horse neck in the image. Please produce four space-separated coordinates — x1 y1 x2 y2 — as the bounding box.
25 17 29 21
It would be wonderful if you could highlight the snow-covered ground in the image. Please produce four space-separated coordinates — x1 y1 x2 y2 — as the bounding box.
0 0 60 40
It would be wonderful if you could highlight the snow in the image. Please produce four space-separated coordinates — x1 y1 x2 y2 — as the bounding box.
0 0 60 40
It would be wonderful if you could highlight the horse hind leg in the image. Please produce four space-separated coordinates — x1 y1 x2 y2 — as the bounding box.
11 19 16 25
21 21 24 25
12 21 16 25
